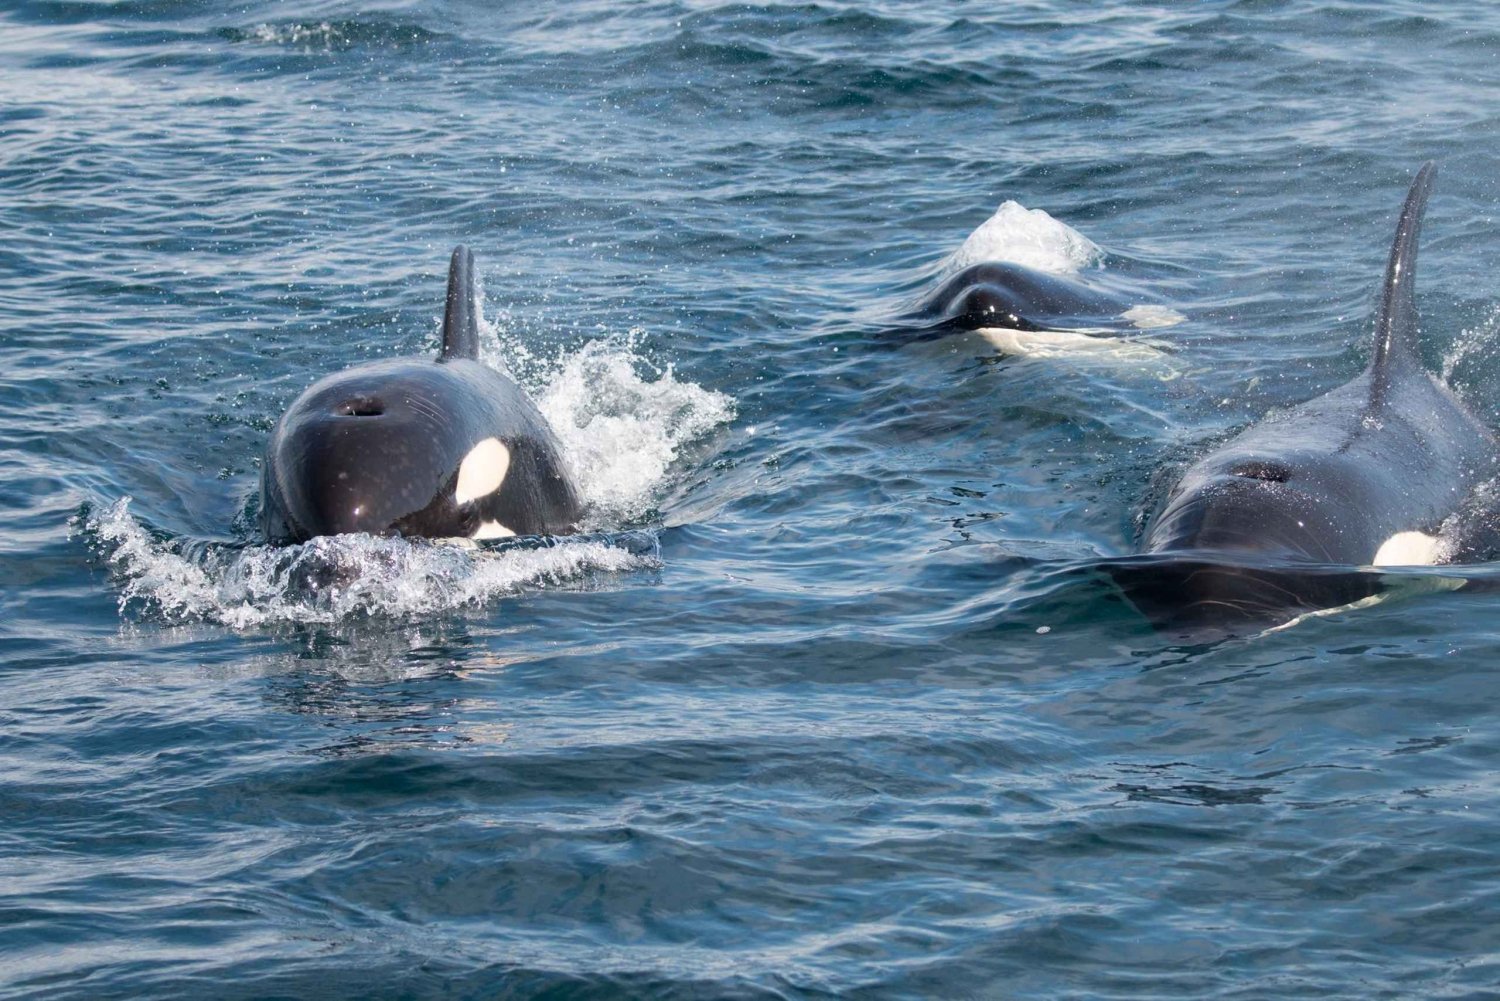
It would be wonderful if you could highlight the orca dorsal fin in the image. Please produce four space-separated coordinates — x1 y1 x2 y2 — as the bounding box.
440 245 480 361
1370 161 1436 402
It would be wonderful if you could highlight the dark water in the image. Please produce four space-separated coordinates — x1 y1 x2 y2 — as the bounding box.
7 1 1500 996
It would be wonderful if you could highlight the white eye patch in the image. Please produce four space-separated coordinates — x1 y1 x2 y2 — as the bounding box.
454 437 511 505
1372 530 1440 567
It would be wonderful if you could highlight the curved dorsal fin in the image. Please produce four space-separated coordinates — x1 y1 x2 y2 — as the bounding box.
441 245 480 361
1370 161 1436 403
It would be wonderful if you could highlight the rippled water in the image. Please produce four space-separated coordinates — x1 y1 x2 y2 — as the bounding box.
7 2 1500 997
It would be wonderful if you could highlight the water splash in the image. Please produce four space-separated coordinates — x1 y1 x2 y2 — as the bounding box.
222 21 440 50
947 200 1104 275
82 498 657 629
480 323 736 526
1441 304 1500 392
1436 476 1500 565
84 281 731 628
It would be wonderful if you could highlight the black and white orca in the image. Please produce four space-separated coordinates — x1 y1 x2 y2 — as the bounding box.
897 200 1187 358
913 260 1138 334
1128 161 1498 627
897 260 1182 361
259 246 581 544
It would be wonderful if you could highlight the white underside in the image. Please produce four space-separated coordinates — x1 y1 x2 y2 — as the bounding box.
1262 592 1390 636
1261 533 1454 636
975 326 1169 362
1262 573 1465 637
436 519 517 546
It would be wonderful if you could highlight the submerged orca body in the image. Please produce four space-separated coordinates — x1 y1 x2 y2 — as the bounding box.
259 247 581 544
1126 162 1497 627
912 261 1134 334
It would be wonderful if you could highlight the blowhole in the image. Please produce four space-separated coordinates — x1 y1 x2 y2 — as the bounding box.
336 398 384 417
1231 460 1289 483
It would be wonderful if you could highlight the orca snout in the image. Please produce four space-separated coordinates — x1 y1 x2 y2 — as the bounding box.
266 406 447 541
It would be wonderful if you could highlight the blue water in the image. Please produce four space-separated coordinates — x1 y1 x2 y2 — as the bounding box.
7 1 1500 996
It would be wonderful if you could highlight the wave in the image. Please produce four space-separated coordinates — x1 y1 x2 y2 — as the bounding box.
219 20 441 51
946 200 1104 275
81 497 658 628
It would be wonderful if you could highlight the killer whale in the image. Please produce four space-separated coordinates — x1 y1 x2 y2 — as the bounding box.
259 246 581 544
896 204 1183 358
897 260 1183 362
1126 161 1498 627
912 261 1137 334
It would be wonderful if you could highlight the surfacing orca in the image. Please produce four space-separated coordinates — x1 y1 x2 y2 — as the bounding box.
913 261 1135 334
899 261 1182 361
1125 161 1497 628
259 246 581 544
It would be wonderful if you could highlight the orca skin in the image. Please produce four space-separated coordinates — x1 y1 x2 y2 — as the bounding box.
1127 162 1498 627
259 247 581 544
908 261 1136 334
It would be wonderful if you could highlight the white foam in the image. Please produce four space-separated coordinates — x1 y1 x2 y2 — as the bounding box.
948 201 1103 275
1442 304 1500 386
245 22 342 47
1435 476 1500 564
82 498 655 629
1122 304 1186 329
478 324 735 526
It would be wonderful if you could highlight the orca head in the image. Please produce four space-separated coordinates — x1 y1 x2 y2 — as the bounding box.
943 281 1043 331
257 245 561 544
1122 162 1446 630
1136 444 1389 624
917 262 1128 332
1146 444 1373 565
1106 552 1382 635
261 361 493 542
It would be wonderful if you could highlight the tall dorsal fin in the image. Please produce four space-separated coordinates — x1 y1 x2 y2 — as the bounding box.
1370 161 1436 402
440 245 480 361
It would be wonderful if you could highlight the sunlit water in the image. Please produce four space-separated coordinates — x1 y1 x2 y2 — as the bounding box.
6 2 1500 997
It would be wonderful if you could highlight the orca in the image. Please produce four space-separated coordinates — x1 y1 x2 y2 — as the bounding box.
1127 161 1498 627
912 261 1137 334
259 246 581 544
901 264 1182 361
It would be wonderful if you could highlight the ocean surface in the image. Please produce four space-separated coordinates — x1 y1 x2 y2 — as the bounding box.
6 1 1500 997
